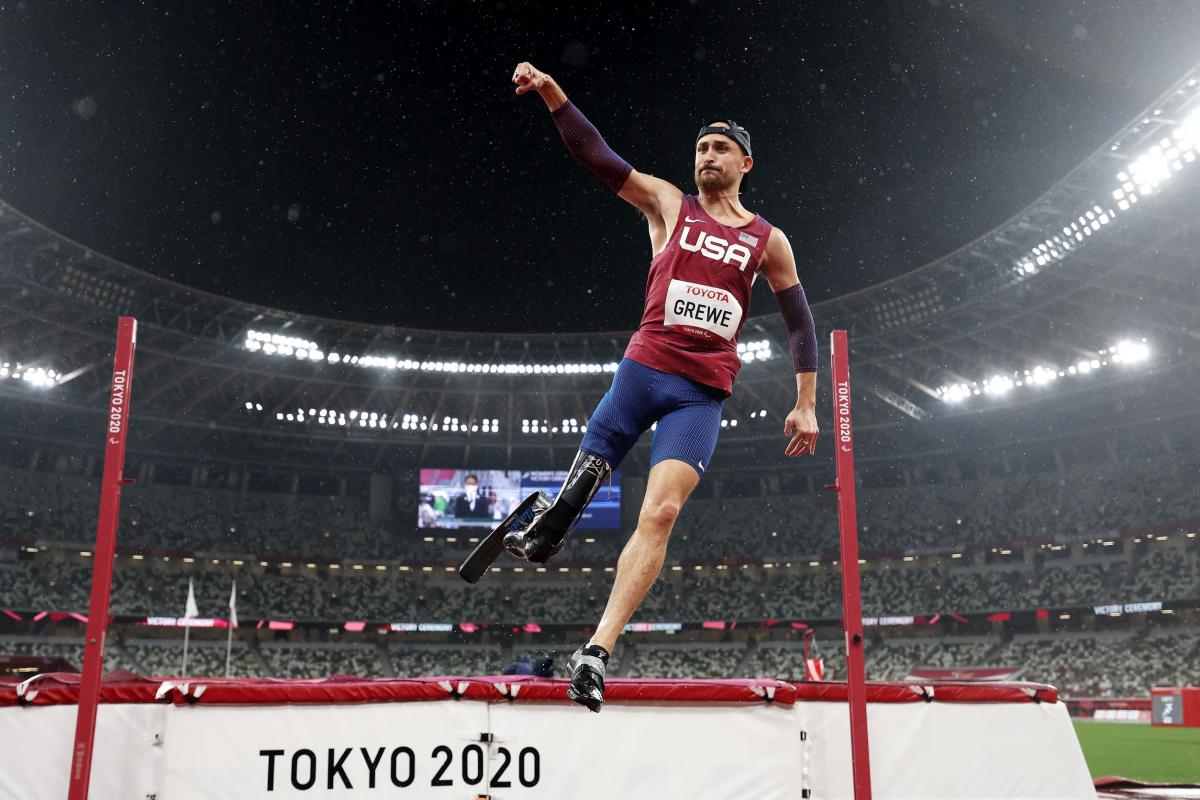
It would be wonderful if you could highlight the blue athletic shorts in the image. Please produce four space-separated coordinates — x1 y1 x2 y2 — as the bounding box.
579 358 725 476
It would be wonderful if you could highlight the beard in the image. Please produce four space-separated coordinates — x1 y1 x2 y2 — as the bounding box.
696 166 738 194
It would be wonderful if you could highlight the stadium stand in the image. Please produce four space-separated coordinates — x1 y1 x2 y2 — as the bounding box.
2 540 1195 624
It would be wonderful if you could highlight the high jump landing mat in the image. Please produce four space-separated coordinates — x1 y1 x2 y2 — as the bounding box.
1 673 1095 799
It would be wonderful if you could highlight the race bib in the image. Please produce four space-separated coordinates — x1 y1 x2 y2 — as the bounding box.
664 278 743 341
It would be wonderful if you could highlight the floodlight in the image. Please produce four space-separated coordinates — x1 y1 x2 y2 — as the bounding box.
983 376 1014 396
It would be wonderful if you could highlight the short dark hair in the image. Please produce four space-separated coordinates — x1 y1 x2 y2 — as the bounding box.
464 473 479 484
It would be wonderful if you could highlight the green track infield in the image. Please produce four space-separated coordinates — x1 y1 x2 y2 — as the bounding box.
1073 720 1200 783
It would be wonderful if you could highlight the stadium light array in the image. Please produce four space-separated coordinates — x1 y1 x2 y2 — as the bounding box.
736 339 773 363
520 418 587 435
244 403 502 434
243 330 775 373
936 337 1151 405
1013 103 1200 279
0 362 62 389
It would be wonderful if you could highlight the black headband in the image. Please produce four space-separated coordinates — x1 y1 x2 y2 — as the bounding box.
696 119 752 157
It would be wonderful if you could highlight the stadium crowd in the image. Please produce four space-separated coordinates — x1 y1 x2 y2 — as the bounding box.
2 542 1196 624
2 456 1198 699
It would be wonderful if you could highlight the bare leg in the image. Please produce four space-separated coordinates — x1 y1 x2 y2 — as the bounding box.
589 459 700 653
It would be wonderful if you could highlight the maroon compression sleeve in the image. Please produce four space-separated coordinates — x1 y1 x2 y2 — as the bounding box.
550 101 634 192
775 283 818 373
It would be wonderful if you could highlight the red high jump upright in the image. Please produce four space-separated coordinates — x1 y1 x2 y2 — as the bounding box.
829 329 873 800
67 317 138 800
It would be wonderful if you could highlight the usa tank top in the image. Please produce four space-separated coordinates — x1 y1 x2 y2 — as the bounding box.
623 194 773 396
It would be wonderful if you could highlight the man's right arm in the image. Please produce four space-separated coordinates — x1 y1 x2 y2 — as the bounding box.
513 62 680 218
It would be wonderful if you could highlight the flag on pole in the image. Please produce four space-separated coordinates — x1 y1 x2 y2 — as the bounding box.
184 578 200 619
228 580 238 629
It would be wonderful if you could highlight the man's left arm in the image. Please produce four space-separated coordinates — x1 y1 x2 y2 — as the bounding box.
759 228 819 457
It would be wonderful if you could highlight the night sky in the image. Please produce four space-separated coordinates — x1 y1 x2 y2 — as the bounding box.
3 2 1199 332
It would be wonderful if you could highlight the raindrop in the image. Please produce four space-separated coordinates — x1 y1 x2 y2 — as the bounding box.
71 96 98 120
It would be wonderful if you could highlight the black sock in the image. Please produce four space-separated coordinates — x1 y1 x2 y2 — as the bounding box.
581 644 610 664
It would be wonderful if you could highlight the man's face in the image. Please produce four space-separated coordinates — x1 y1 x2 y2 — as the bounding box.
695 126 752 193
464 477 478 496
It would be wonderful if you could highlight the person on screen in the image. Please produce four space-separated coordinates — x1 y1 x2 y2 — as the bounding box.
493 494 516 521
505 61 820 713
418 493 441 528
452 474 491 521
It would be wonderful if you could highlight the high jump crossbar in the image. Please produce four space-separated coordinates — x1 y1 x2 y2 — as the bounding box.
829 329 874 800
67 317 137 800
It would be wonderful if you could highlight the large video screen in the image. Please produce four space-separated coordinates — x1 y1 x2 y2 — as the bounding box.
418 468 621 530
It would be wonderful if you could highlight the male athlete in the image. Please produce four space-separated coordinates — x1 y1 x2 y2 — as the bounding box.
504 62 819 711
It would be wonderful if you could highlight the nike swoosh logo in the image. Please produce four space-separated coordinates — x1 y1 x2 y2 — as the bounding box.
697 460 705 470
685 216 704 223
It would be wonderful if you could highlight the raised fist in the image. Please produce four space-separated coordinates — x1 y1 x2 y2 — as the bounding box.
512 62 550 95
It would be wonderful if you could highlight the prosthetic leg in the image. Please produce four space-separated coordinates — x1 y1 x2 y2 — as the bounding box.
457 491 552 583
503 450 613 564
